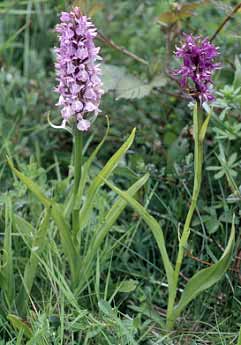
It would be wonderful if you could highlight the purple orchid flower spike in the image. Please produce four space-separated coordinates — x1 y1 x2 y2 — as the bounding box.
54 7 103 131
174 33 221 103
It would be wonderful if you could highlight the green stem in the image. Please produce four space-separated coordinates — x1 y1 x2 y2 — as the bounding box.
73 129 83 201
166 102 204 330
72 128 83 235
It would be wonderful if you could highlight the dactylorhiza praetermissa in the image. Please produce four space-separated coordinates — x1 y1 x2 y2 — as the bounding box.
55 7 103 131
174 34 221 103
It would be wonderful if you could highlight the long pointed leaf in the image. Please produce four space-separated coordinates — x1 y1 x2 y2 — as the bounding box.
77 128 136 236
7 159 79 287
7 158 51 208
173 218 235 319
14 215 35 248
104 179 174 294
77 173 150 292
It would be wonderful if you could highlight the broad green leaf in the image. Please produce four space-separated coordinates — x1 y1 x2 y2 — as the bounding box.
116 75 151 100
118 279 138 293
150 75 167 88
101 64 166 99
98 300 114 316
77 173 149 292
104 180 174 295
101 64 126 92
173 218 235 319
7 159 51 208
7 314 32 339
77 128 136 236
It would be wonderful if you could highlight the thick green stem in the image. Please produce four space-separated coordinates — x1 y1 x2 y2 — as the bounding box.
73 129 83 201
166 103 204 330
72 129 83 235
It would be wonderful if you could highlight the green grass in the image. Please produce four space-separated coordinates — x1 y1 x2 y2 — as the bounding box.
0 0 240 343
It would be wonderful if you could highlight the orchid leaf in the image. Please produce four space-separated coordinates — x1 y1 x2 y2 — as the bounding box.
173 217 235 319
104 179 174 297
7 158 51 208
199 113 211 142
77 128 136 235
77 173 149 292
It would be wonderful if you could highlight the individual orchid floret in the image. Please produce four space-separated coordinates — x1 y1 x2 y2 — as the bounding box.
174 33 221 103
55 7 103 131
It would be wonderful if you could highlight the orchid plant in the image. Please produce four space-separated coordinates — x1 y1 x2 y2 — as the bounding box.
6 7 235 335
7 8 148 315
104 34 235 331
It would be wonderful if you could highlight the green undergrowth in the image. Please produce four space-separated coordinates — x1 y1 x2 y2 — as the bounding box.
0 0 240 343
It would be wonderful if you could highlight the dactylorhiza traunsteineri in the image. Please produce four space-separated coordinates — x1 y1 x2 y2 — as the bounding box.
54 7 103 131
174 33 221 103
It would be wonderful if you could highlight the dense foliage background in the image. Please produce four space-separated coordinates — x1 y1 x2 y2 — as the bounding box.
0 0 240 344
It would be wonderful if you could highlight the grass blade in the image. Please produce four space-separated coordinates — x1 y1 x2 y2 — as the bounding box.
3 197 15 307
17 208 51 314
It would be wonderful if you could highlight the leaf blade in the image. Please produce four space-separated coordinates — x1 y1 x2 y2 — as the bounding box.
77 173 149 292
77 128 136 235
104 179 174 295
173 217 235 319
7 158 51 208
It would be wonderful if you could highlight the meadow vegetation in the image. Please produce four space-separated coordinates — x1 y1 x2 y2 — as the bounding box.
0 0 240 344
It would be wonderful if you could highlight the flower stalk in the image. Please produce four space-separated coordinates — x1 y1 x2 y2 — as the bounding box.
166 102 205 330
72 128 83 235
